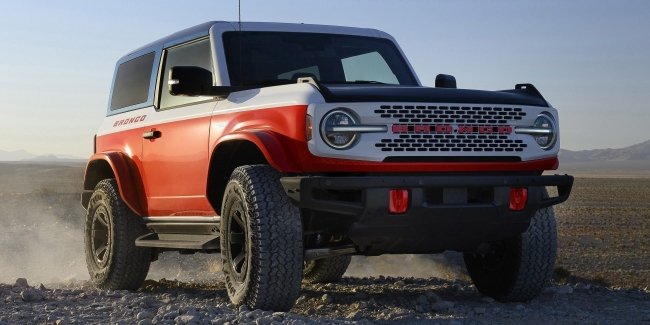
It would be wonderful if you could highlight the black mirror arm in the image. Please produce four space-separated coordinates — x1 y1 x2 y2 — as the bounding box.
169 83 253 97
202 85 255 97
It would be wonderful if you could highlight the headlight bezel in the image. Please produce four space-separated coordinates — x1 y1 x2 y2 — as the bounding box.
319 109 360 150
533 112 557 150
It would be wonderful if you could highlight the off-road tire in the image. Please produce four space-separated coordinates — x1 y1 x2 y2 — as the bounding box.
220 165 303 311
303 256 351 283
464 196 557 302
84 179 151 290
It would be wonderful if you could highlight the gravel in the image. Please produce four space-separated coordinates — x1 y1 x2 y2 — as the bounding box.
1 277 648 324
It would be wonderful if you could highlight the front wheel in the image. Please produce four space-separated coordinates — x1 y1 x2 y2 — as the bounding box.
220 165 303 311
464 204 557 302
84 179 151 290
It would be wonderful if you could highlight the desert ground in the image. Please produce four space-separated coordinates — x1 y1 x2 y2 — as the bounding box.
0 162 648 324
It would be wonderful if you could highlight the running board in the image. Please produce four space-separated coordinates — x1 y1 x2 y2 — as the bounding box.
135 233 220 250
304 245 357 261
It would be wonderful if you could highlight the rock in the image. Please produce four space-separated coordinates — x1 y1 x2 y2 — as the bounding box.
55 318 69 325
554 285 574 294
246 310 264 319
255 317 273 325
163 310 180 319
175 314 198 324
21 288 44 302
39 284 47 290
474 307 486 314
271 312 284 322
238 305 250 313
515 304 525 311
321 293 332 303
431 301 454 312
14 278 29 288
424 290 441 302
137 311 153 320
481 297 495 303
346 310 360 319
416 294 428 305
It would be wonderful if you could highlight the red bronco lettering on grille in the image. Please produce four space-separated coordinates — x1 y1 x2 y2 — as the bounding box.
391 124 513 135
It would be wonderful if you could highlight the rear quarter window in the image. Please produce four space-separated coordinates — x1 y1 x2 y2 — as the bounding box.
110 52 155 110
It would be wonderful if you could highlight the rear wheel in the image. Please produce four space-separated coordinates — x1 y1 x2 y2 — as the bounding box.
220 165 303 311
84 179 151 290
303 256 351 283
464 202 557 302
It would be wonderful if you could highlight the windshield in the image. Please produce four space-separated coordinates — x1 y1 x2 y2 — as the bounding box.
223 31 418 87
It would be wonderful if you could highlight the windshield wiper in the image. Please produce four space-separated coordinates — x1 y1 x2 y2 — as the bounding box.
347 80 387 84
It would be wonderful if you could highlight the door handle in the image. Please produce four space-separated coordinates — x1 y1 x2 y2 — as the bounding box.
142 130 162 139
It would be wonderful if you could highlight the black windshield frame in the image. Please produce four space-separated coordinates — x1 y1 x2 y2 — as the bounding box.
222 31 418 87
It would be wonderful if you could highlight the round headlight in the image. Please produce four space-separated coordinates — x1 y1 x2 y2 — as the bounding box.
533 113 557 150
320 109 359 149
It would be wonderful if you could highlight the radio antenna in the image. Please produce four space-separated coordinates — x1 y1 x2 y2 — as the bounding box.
238 0 243 86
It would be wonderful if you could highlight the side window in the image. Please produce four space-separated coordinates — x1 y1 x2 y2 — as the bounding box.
159 38 213 110
110 52 155 110
341 51 399 84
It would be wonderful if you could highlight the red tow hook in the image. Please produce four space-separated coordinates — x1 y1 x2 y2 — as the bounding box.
509 187 528 211
389 189 409 214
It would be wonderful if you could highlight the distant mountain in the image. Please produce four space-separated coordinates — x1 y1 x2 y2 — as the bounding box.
0 150 84 162
559 140 650 162
28 154 86 162
0 149 36 161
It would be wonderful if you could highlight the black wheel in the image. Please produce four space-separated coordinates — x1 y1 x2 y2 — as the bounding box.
84 179 151 290
303 256 351 283
220 165 303 311
464 200 557 302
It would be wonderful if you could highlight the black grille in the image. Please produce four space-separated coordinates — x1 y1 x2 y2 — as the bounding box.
375 134 528 153
373 104 528 153
374 105 526 124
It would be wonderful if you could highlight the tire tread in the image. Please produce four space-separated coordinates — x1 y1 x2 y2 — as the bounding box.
85 179 151 290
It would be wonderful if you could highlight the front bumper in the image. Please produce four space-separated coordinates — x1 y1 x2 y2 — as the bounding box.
281 174 573 254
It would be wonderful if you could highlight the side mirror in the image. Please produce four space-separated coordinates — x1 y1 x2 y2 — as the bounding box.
435 74 457 88
168 66 212 96
168 66 235 97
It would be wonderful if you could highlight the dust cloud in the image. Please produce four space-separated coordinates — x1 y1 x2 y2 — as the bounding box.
346 253 468 280
148 253 223 283
0 193 224 285
0 192 88 284
0 182 222 285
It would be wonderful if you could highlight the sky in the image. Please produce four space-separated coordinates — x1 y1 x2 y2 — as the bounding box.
0 0 649 158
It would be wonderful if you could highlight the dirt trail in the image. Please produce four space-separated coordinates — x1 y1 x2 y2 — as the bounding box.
0 163 648 323
1 277 648 324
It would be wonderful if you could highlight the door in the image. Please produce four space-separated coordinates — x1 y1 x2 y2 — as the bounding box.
141 38 217 216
